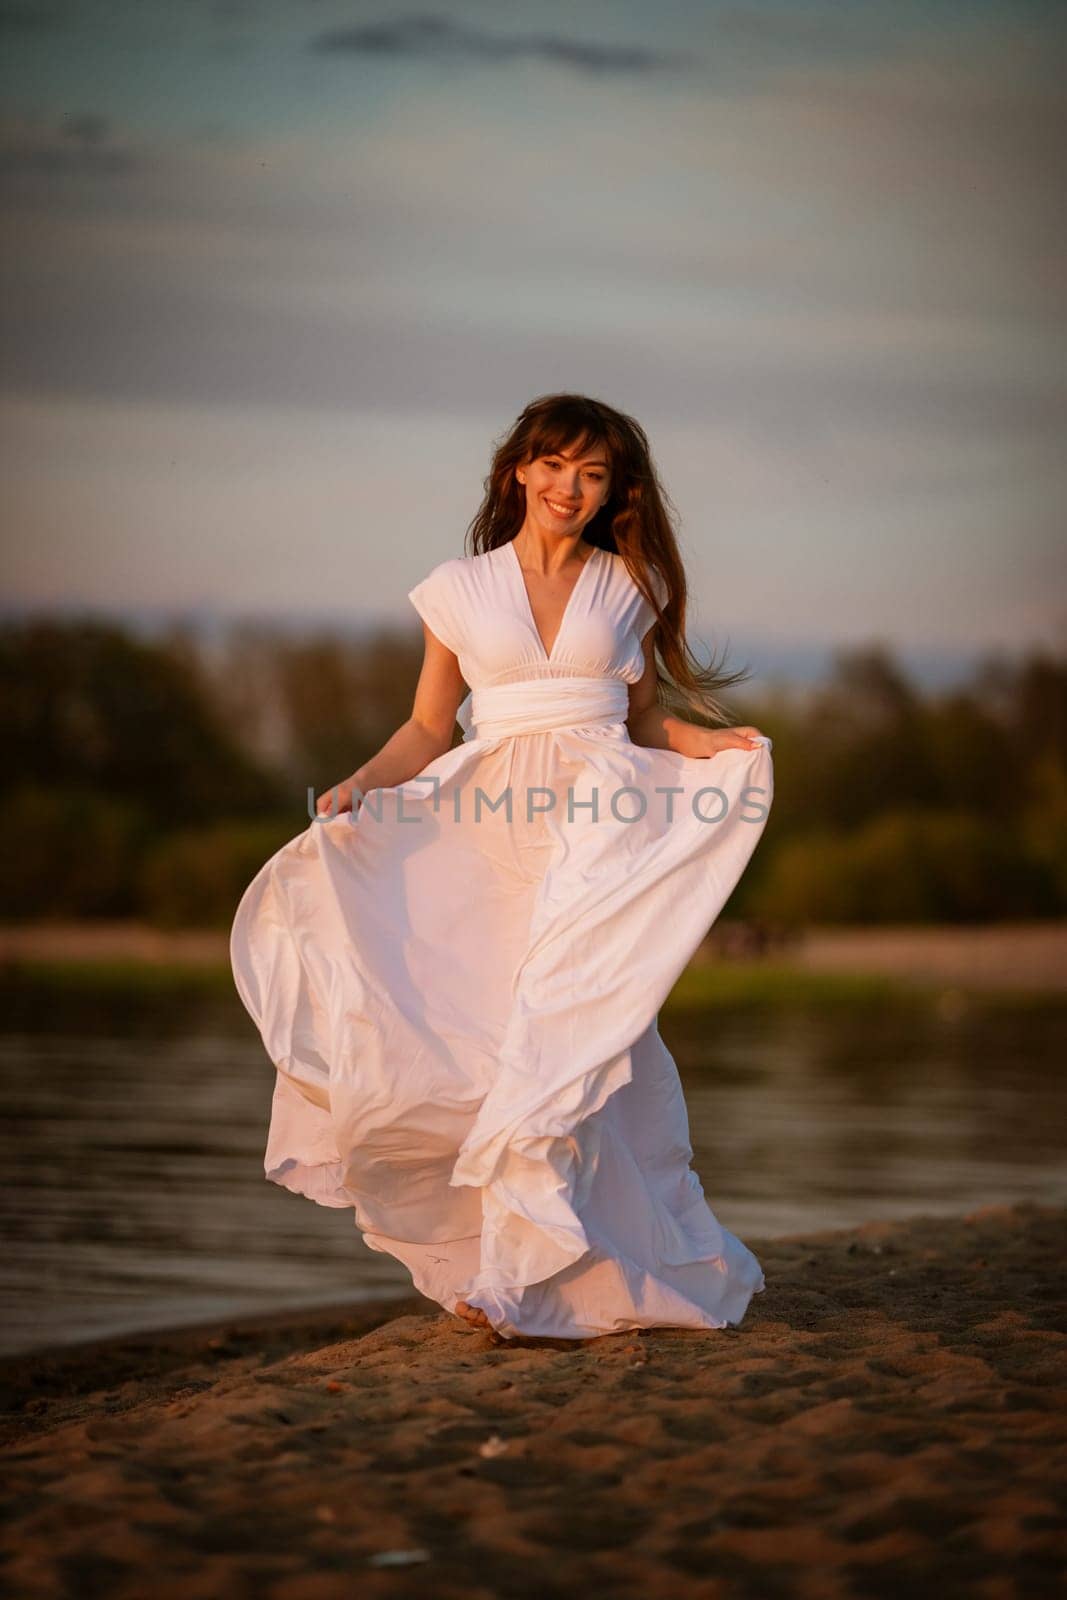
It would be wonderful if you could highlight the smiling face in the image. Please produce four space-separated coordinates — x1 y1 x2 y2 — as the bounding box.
516 441 612 541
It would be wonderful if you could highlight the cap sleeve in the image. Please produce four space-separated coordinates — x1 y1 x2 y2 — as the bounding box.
407 561 463 657
635 565 669 642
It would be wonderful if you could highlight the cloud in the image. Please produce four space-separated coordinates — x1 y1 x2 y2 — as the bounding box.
0 112 137 178
1 10 1062 444
0 1 70 32
311 11 682 75
4 204 1061 448
0 0 258 30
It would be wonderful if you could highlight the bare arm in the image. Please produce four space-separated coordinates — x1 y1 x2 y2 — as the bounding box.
626 630 764 758
314 622 466 816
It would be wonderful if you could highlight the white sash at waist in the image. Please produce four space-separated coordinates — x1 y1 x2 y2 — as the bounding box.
456 676 630 742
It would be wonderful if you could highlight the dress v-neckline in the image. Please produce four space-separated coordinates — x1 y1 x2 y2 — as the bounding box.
505 538 601 663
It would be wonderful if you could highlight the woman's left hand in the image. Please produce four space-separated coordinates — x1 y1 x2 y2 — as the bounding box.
686 724 765 759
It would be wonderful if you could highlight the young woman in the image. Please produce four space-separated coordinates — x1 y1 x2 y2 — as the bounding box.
230 392 774 1342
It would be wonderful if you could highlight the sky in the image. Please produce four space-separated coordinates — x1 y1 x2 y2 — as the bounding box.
1 0 1065 684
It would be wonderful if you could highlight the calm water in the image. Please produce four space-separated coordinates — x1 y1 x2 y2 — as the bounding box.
2 977 1065 1358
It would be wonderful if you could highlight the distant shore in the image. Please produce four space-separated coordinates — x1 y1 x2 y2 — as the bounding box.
2 1201 1063 1598
2 918 1065 1003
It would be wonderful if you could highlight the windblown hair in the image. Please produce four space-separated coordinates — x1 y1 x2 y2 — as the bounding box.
465 392 750 725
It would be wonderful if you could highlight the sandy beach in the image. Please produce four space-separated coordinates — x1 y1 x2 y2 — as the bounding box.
2 1200 1063 1598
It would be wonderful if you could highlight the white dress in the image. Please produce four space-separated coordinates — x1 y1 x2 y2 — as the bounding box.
230 540 775 1339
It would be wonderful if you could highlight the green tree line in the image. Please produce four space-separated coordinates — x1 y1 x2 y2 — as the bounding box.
1 617 1063 927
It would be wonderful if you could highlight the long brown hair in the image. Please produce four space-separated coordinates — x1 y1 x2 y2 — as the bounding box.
465 392 750 725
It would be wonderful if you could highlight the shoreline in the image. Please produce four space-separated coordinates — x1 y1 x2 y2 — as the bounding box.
3 917 1066 1005
2 1194 1062 1381
0 1288 438 1392
3 1201 1063 1596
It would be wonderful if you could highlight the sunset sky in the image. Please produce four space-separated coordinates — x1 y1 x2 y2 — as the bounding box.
2 0 1064 683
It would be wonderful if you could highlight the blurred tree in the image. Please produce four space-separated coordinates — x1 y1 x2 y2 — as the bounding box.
0 784 147 917
1019 750 1067 904
2 614 1062 926
752 809 1054 925
209 623 429 798
764 645 934 833
922 692 1016 816
1012 651 1067 762
0 620 283 826
140 817 300 928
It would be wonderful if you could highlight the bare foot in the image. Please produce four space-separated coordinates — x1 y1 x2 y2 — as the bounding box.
454 1298 493 1330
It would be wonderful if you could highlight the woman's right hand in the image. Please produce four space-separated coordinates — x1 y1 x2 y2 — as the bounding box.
315 774 363 818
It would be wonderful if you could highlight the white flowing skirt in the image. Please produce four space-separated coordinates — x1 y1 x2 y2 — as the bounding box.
230 676 774 1339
